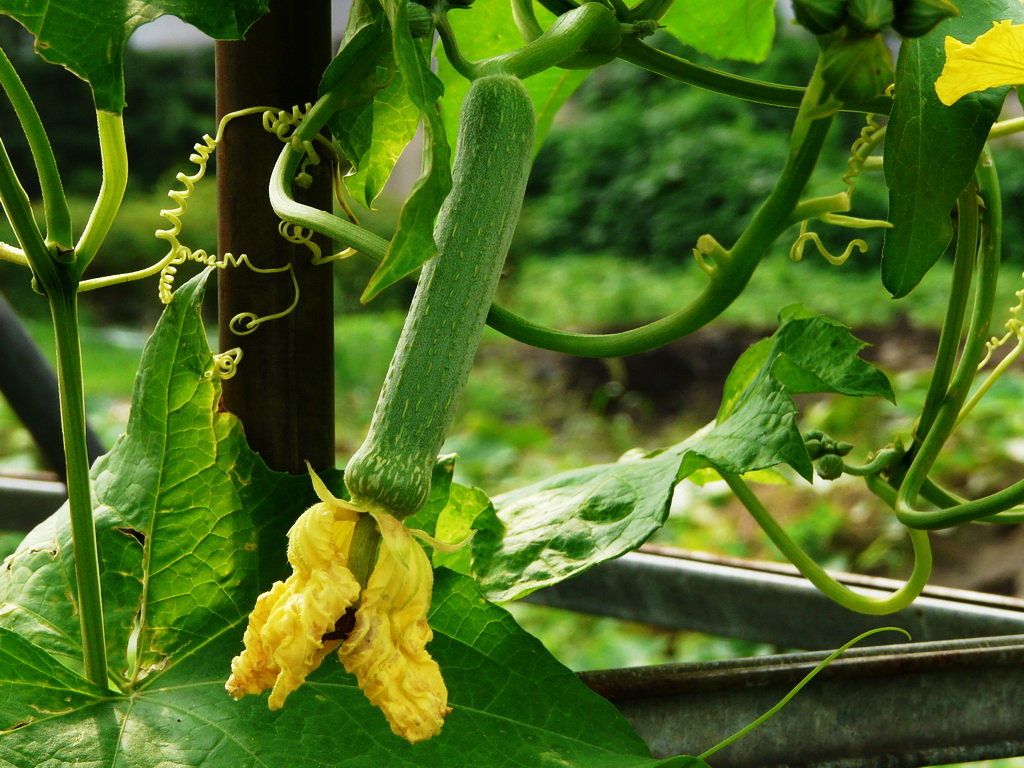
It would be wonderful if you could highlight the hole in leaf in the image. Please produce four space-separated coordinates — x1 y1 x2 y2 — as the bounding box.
115 527 146 547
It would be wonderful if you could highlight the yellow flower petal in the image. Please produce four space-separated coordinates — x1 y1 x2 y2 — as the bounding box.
936 20 1024 105
226 471 361 709
338 512 450 743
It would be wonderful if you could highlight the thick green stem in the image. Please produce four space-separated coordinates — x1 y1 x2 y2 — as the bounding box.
0 47 72 250
478 3 621 79
912 185 979 444
896 155 1008 529
0 132 52 276
723 472 931 615
270 92 393 257
74 111 128 272
50 285 108 690
486 60 835 356
618 37 891 114
276 57 834 358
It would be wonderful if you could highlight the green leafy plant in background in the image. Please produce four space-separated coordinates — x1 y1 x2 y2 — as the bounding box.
2 0 1024 763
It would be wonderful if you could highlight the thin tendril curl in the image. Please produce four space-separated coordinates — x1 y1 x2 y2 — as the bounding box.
147 105 340 341
789 113 888 265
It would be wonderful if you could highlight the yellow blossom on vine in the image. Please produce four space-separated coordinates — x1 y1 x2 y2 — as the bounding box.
225 467 449 742
935 20 1024 105
338 511 450 743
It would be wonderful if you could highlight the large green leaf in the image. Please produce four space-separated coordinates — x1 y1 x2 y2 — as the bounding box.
323 1 422 210
0 270 314 681
660 0 776 62
360 0 453 302
0 573 661 767
0 272 670 766
321 7 395 168
436 0 589 155
343 62 422 209
474 448 684 602
881 1 1023 298
0 0 267 112
475 306 892 601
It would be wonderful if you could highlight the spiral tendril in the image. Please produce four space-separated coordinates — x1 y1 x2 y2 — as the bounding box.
203 347 244 380
789 113 887 266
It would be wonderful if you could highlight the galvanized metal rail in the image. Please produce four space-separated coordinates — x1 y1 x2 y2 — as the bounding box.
582 635 1024 767
526 545 1024 648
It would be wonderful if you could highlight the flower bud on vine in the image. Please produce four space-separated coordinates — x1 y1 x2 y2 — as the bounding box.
792 0 849 35
892 0 958 38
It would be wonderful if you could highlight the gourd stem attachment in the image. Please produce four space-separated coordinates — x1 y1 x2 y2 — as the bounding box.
722 472 932 615
511 0 545 42
0 47 72 250
477 3 620 79
74 111 128 273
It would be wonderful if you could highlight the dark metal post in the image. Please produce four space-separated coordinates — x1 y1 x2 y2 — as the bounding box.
215 0 334 474
0 290 103 480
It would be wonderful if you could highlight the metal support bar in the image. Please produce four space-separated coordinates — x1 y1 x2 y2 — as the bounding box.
581 635 1024 767
0 291 104 480
525 545 1024 647
0 475 65 529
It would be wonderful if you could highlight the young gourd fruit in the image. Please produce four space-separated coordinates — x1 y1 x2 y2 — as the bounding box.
344 75 536 518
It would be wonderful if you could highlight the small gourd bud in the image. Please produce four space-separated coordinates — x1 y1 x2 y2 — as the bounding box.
816 454 845 481
805 439 827 460
407 3 434 37
891 0 958 37
804 429 826 442
847 0 894 33
820 32 893 104
833 441 854 456
792 0 849 35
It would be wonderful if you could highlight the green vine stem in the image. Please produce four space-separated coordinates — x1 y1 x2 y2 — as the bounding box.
0 47 72 250
895 153 1013 530
911 185 979 446
618 37 892 114
272 56 833 357
74 111 128 272
722 472 932 615
0 129 108 689
437 2 621 81
485 59 835 357
511 0 544 43
687 627 911 764
49 284 109 689
0 132 51 272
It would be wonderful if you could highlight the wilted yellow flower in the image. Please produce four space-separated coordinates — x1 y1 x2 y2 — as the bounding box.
339 511 450 743
935 20 1024 105
226 467 450 742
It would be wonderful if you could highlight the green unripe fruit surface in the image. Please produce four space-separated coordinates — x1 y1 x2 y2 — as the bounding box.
344 76 536 518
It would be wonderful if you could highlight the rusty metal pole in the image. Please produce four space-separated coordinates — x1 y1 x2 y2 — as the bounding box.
215 0 334 474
